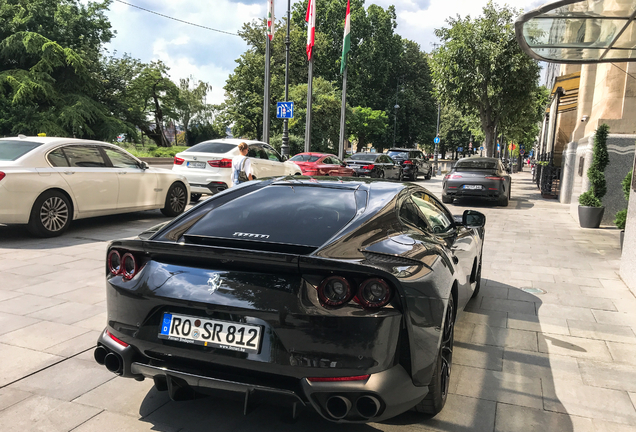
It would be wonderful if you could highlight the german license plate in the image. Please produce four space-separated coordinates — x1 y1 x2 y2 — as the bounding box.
187 161 206 169
463 185 482 190
158 313 262 354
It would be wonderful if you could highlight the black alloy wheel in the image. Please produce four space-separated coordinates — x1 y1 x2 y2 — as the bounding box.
425 169 432 180
411 167 418 181
28 190 73 237
161 183 187 217
414 296 454 415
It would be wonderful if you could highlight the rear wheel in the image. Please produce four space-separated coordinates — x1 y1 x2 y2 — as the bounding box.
27 190 72 237
161 182 187 217
378 170 385 179
190 193 202 202
442 195 453 204
499 188 509 207
411 168 418 181
425 169 432 180
414 296 454 416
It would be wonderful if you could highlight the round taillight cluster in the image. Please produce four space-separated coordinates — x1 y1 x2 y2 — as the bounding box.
107 249 140 280
316 276 393 309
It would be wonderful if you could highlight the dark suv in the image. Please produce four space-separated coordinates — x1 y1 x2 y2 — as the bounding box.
386 148 431 180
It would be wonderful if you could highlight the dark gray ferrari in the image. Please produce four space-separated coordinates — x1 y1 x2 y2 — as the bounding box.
442 157 511 206
94 176 485 423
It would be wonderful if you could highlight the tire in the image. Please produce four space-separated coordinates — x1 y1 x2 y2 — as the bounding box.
442 194 453 204
398 170 404 181
190 193 202 203
411 168 418 181
27 190 73 237
161 182 188 217
499 188 509 207
378 170 385 179
471 262 482 299
414 296 454 416
425 169 432 180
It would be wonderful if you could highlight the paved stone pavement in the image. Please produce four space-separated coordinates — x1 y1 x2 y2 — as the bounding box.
0 171 634 432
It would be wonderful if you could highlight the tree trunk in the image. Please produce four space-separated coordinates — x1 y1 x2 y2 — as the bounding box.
484 125 496 157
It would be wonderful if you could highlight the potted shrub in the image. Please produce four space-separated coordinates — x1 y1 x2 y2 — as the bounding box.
615 170 632 249
578 124 610 228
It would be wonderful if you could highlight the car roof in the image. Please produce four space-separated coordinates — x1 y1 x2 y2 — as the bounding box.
197 138 267 146
387 148 420 151
293 152 333 157
456 157 499 162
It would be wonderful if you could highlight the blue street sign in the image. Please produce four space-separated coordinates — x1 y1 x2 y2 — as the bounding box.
277 102 294 119
497 144 500 150
480 146 484 150
434 136 440 144
458 147 463 152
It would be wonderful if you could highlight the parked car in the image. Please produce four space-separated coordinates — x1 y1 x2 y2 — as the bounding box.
94 176 485 422
289 152 356 177
442 157 511 206
346 153 403 180
386 148 432 180
172 139 301 201
0 136 190 237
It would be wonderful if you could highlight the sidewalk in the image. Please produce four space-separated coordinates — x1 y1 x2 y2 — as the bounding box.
0 171 634 431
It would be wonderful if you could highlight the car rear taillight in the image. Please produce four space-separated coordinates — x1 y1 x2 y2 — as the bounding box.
485 176 505 181
403 160 413 165
106 330 129 347
317 276 353 306
356 278 392 308
315 275 393 309
208 158 232 168
0 172 5 181
361 164 374 170
448 174 462 179
307 375 370 382
107 249 144 280
174 156 184 165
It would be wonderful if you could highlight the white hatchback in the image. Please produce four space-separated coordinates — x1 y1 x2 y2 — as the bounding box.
0 136 190 237
171 138 301 200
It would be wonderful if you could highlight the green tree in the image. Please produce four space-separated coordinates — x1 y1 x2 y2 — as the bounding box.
0 0 117 138
348 106 388 150
430 1 541 157
171 76 211 145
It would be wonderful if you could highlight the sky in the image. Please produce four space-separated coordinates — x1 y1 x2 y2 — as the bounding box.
95 0 547 104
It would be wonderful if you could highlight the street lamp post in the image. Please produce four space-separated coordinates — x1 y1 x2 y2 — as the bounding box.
281 0 291 158
434 101 440 176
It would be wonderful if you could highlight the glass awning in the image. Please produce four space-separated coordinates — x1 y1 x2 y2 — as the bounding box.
516 0 636 63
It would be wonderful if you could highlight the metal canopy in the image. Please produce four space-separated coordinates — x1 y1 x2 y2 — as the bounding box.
516 0 636 63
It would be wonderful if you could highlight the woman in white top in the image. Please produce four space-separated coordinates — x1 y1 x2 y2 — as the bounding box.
232 142 254 186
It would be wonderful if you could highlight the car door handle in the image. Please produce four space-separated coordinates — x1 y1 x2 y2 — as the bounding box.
64 171 75 175
119 171 127 175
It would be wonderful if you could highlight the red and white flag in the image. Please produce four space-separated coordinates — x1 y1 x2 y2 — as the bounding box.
266 0 275 40
305 0 316 60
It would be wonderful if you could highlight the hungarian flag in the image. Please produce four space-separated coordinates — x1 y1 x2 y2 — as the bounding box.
306 0 316 60
340 0 350 74
267 0 275 40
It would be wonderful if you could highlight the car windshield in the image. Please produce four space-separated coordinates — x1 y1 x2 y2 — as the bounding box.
185 141 236 154
455 160 497 170
0 140 44 161
290 154 320 162
387 151 408 159
185 186 357 247
349 153 377 161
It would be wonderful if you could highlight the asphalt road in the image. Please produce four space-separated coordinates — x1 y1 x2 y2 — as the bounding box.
0 172 634 432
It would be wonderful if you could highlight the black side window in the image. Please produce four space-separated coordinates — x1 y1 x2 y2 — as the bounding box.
399 199 428 232
247 145 259 158
48 148 69 167
63 146 107 168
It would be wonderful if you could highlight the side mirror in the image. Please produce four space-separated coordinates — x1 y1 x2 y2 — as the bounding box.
462 210 486 228
281 155 288 161
139 161 149 170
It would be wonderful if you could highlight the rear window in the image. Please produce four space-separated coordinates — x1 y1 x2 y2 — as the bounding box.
185 186 357 247
0 140 44 161
387 151 408 159
455 160 497 170
349 153 377 161
290 154 320 162
185 141 236 154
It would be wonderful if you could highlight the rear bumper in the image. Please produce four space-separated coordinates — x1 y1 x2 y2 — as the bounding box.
444 187 502 200
97 329 426 423
189 181 228 195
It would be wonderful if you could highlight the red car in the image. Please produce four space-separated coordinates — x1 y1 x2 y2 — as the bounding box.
289 152 357 177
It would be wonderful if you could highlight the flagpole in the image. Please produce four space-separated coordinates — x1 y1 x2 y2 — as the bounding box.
262 35 271 144
338 65 347 160
304 57 313 152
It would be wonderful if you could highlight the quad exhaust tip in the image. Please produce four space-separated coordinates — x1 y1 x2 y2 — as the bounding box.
356 395 381 419
325 396 351 419
104 352 123 374
94 346 108 365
